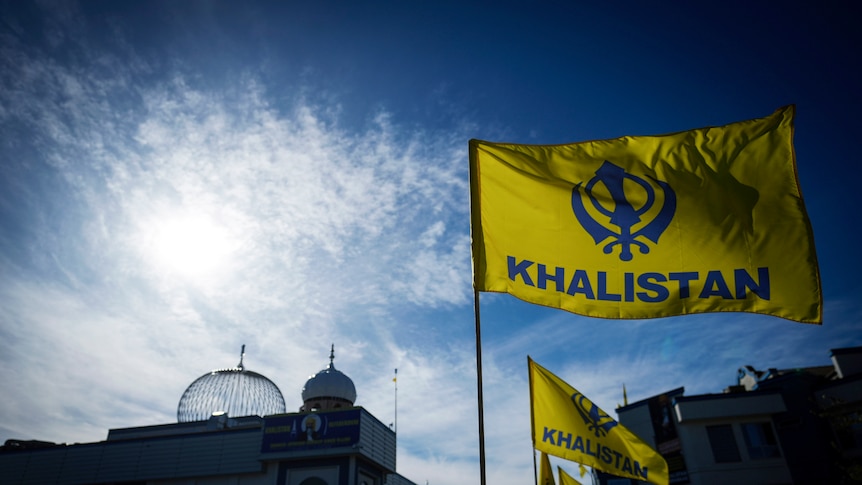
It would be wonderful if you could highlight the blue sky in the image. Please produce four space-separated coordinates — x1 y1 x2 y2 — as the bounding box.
1 1 860 484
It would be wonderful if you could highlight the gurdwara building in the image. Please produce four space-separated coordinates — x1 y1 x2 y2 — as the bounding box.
0 345 417 485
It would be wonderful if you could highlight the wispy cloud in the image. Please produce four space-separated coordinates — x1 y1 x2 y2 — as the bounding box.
0 11 474 469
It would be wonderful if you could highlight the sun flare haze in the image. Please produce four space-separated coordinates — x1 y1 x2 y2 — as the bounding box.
142 210 237 281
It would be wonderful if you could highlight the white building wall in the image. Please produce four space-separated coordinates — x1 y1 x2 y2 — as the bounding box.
615 403 656 447
673 394 792 485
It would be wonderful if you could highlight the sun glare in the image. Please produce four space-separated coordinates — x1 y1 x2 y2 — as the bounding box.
145 212 236 281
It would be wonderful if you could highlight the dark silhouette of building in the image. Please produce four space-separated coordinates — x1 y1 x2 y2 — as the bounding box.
597 346 862 485
0 345 416 485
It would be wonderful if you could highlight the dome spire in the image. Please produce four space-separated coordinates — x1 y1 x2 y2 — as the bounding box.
238 344 246 370
300 343 356 411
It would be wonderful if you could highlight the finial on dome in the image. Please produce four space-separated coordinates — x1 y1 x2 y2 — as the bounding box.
177 344 286 423
300 343 357 410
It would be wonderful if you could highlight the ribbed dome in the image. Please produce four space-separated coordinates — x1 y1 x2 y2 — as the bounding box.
301 345 356 405
177 346 286 422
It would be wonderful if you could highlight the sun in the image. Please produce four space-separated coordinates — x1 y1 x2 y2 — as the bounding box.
143 211 236 281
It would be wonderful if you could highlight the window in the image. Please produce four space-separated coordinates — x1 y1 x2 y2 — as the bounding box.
706 424 741 463
741 422 781 459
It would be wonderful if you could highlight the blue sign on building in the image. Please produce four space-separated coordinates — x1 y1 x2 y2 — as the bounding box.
261 409 361 453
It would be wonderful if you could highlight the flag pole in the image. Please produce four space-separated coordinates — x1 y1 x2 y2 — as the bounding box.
529 356 538 485
474 288 487 485
469 139 487 485
532 449 538 485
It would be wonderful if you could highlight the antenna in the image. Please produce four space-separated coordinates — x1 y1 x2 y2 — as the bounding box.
394 368 398 435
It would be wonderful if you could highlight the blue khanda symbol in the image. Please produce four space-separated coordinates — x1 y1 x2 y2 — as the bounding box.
571 161 676 261
571 391 619 438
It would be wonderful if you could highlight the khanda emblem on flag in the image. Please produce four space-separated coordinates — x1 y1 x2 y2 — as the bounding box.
571 390 619 438
571 161 676 262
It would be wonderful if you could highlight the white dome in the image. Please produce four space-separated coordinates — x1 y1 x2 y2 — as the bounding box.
301 345 357 404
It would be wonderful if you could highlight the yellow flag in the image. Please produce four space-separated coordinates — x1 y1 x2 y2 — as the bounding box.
529 357 669 485
470 106 821 323
540 451 556 485
558 466 582 485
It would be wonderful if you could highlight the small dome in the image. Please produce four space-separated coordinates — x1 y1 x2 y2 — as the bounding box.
302 345 357 407
177 346 286 422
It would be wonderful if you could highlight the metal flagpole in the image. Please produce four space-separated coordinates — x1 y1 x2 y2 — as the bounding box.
532 449 538 485
469 139 486 485
474 288 487 485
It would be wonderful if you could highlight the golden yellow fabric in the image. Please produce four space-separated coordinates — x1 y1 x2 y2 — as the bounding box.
558 466 582 485
470 106 821 323
540 451 556 485
529 358 668 485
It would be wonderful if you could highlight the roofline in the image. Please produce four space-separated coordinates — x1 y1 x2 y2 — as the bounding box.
673 387 783 404
830 346 862 356
616 386 685 412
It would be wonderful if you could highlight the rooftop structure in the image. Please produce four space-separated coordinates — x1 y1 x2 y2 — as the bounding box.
301 344 358 412
1 344 415 485
599 346 862 485
177 345 287 422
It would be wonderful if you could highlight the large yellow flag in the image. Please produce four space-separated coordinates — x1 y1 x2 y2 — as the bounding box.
470 106 821 323
529 357 669 485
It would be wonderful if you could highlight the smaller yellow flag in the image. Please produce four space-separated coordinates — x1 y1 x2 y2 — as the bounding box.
540 451 556 485
529 357 669 485
558 466 582 485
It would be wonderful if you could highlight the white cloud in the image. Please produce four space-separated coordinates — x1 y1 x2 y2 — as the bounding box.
0 23 482 485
